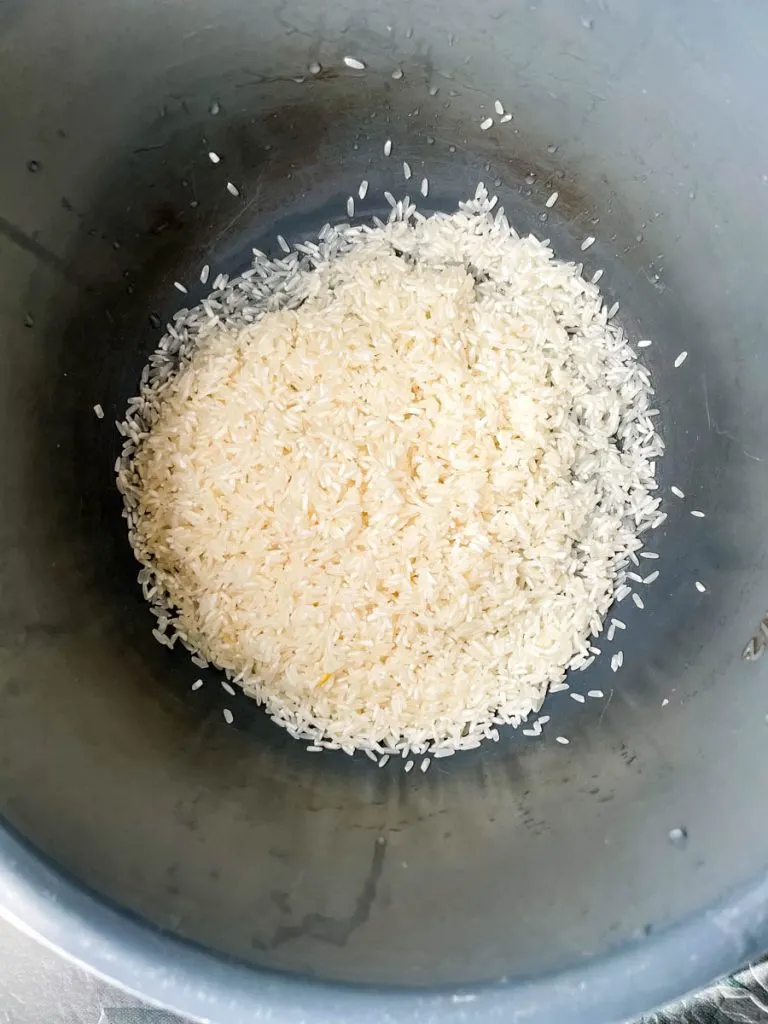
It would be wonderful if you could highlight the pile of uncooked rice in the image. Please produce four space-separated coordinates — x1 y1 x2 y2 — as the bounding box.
117 185 663 759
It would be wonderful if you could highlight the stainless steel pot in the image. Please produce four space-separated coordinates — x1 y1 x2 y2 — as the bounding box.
2 0 768 1021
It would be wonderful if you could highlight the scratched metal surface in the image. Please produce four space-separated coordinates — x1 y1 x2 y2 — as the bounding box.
1 917 767 1024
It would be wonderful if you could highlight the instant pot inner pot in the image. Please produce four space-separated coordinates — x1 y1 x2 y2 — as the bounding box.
2 0 768 998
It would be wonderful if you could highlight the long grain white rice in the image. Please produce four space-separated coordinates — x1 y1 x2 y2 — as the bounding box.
117 187 662 758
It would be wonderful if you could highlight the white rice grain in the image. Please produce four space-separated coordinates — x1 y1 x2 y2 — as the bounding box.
117 191 662 761
343 56 366 70
674 350 688 367
671 486 685 498
480 117 493 130
94 404 104 419
546 191 559 208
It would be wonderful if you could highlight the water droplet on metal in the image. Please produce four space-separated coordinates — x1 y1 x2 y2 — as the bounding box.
539 212 548 222
547 144 558 154
391 68 403 80
581 16 593 29
525 173 536 185
26 159 40 173
308 62 322 75
636 234 644 242
209 99 220 115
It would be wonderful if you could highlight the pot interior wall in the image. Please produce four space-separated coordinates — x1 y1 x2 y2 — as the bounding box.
1 0 768 992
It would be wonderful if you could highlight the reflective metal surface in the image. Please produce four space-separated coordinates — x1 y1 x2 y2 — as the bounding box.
2 0 768 1020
